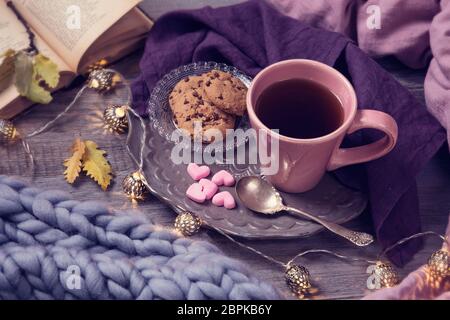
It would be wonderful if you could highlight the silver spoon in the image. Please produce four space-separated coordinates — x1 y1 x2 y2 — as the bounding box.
235 176 374 247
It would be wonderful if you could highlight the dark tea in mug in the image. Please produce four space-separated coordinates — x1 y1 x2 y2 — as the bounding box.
255 78 344 139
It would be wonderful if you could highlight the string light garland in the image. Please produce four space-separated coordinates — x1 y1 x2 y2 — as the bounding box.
83 65 448 298
0 69 122 143
122 103 150 201
379 231 449 280
2 3 128 174
0 63 151 201
170 210 449 298
0 65 136 182
2 61 448 299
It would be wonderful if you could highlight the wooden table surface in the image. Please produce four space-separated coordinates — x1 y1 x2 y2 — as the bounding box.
1 2 450 300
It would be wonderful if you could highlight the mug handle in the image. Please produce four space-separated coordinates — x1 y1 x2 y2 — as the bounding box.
327 110 398 171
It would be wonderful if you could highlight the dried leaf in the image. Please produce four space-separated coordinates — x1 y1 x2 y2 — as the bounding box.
63 138 86 184
82 140 112 191
13 51 59 104
14 51 33 96
0 49 16 92
26 69 53 104
34 53 59 88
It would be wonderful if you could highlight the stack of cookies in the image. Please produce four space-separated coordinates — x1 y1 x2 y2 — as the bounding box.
169 70 247 142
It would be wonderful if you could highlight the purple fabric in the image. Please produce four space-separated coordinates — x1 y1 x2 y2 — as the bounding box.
131 0 446 265
269 0 450 149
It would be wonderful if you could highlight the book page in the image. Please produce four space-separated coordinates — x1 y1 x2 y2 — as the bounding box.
0 0 30 54
0 1 70 72
0 0 28 90
12 0 141 71
77 8 152 72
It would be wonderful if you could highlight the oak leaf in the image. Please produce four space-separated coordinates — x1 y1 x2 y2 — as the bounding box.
82 140 112 191
63 138 86 183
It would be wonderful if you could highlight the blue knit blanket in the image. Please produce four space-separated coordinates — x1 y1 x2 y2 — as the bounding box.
0 175 280 300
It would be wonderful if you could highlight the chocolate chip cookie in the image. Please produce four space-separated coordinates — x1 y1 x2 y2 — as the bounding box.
170 76 235 142
169 75 205 108
203 70 247 116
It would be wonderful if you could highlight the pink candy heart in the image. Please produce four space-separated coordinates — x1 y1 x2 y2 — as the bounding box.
186 166 236 209
211 170 235 187
186 183 206 203
199 178 218 200
187 163 210 181
212 191 236 209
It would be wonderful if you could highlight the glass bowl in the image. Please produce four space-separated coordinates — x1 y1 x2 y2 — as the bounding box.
147 61 252 153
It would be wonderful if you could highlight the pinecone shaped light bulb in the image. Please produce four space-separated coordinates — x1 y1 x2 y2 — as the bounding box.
428 249 449 278
372 261 399 288
285 263 312 297
88 69 121 93
104 105 129 133
0 119 18 143
174 212 202 236
122 171 148 200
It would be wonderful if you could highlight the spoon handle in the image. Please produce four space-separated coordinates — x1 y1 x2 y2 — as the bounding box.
284 206 374 247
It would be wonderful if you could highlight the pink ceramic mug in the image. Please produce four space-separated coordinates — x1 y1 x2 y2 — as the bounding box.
247 59 398 193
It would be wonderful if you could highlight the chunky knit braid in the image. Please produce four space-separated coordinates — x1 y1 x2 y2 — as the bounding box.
0 176 281 300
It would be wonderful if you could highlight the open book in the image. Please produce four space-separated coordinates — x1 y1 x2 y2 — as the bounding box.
0 0 153 119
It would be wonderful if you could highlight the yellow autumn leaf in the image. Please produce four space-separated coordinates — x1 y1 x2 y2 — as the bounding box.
34 53 60 88
13 51 59 104
26 69 53 104
63 138 86 184
82 140 112 191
